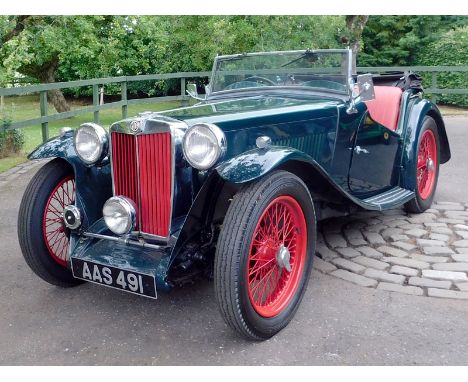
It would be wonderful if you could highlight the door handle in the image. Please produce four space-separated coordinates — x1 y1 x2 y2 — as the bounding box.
354 146 369 155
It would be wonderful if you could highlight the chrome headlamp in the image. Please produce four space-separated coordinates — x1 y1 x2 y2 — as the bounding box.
103 196 138 236
182 123 226 170
74 123 108 165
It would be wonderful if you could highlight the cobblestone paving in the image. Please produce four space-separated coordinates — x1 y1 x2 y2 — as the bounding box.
314 202 468 299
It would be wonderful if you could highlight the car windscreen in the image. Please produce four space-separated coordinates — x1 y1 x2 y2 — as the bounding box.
210 51 350 94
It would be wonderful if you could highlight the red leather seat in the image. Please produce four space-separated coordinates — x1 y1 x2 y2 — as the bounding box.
364 86 403 131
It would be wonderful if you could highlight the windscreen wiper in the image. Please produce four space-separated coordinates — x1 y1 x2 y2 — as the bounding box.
281 50 319 68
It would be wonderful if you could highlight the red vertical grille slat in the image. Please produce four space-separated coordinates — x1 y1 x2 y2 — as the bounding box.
137 133 172 237
155 136 165 234
150 135 157 235
111 131 172 238
163 134 170 230
111 132 139 229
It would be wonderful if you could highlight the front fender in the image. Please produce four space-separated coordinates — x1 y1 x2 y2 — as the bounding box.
215 146 320 184
28 134 113 229
29 133 78 163
400 99 451 191
169 147 328 266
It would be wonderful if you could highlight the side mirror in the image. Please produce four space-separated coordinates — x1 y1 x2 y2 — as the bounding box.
356 74 375 101
346 74 375 114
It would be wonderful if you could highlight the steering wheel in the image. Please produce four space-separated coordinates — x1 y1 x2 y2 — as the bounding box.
244 76 276 86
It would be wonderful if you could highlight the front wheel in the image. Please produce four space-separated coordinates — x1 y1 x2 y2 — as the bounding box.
17 159 83 287
405 116 440 213
214 170 316 340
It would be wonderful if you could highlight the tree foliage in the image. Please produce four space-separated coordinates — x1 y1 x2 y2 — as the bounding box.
0 16 113 111
359 16 467 66
157 16 345 72
418 26 468 107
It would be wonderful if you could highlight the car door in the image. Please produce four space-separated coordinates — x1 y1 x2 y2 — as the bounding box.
348 113 400 195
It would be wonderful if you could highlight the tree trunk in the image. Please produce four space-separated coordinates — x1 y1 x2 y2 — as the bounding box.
341 15 369 74
35 58 71 113
47 89 71 113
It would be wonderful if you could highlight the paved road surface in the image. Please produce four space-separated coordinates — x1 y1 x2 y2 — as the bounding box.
0 116 467 365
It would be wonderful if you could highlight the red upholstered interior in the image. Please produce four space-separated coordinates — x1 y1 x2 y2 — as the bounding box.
364 86 403 131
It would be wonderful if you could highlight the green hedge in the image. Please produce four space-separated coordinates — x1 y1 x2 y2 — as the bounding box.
418 26 468 107
0 113 25 158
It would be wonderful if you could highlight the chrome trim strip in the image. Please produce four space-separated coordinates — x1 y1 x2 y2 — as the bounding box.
364 187 402 203
363 187 413 205
109 130 116 196
375 190 405 204
134 133 142 233
215 49 351 61
82 232 166 250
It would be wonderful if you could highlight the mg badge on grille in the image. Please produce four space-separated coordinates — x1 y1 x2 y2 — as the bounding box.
130 120 142 133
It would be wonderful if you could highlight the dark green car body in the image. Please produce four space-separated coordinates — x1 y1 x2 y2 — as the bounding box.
28 84 450 291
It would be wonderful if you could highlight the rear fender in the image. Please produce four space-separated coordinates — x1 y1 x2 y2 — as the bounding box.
400 99 451 191
28 134 113 228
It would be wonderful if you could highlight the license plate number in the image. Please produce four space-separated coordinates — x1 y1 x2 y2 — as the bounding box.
71 259 157 299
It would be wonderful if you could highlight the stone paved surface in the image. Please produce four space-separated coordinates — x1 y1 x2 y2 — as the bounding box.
315 202 468 299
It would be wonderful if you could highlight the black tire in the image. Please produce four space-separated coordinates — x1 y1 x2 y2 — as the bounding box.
404 116 440 213
214 170 316 340
17 158 83 287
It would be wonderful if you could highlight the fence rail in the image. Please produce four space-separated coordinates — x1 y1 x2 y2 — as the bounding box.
0 66 466 143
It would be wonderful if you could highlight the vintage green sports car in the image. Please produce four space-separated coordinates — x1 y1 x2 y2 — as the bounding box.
18 49 450 340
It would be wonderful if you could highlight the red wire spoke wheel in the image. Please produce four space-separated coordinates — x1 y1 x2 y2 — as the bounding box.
18 159 83 287
405 116 440 214
215 170 316 340
42 175 75 266
416 129 437 200
247 196 307 318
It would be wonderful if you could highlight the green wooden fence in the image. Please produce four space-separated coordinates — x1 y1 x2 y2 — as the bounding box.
0 66 466 143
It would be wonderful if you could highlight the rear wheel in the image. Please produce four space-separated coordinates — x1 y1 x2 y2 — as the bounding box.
17 159 83 287
405 116 440 213
214 171 316 340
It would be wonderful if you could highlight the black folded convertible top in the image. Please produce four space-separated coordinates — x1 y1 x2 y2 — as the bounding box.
359 71 424 92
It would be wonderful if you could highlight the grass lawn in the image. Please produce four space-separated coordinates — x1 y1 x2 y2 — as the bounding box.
0 95 183 173
1 94 467 174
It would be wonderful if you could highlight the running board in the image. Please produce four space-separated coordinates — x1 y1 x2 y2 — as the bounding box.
359 187 414 211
